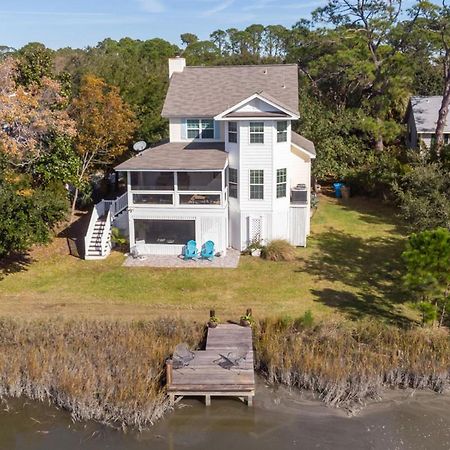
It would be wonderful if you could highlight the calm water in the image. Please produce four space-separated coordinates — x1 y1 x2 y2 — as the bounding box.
1 380 449 450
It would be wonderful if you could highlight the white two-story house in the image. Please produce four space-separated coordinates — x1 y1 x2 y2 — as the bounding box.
84 58 316 259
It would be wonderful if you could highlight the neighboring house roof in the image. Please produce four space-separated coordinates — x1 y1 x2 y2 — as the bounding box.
115 142 227 171
162 64 299 118
410 96 450 133
291 131 316 157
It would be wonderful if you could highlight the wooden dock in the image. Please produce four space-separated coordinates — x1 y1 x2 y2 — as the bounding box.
167 323 255 406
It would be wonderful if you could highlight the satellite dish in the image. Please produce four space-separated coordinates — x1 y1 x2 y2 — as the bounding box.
133 141 147 152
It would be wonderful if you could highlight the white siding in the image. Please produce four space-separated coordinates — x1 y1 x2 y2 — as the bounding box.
224 120 312 250
238 121 274 212
289 206 308 247
290 146 312 235
112 211 129 236
234 97 279 113
169 118 182 142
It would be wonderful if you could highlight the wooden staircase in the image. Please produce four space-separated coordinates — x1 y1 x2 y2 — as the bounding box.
84 192 128 260
85 216 110 259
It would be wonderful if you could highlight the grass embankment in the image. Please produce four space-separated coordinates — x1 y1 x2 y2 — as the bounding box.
0 318 448 428
0 195 414 324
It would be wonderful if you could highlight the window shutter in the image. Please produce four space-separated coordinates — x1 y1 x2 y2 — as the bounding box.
214 120 221 140
181 119 187 140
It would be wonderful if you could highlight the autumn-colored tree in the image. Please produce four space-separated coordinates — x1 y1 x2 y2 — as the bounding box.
0 58 75 166
70 75 137 218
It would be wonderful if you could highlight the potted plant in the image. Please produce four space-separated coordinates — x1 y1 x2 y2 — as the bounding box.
240 314 254 327
240 309 254 327
208 315 220 328
208 309 220 328
244 239 263 257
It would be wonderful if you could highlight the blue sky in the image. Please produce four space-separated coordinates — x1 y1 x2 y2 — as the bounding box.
0 0 332 49
0 0 419 50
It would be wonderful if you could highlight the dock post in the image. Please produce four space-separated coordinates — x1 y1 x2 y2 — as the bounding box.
205 394 211 406
247 396 253 407
166 359 173 386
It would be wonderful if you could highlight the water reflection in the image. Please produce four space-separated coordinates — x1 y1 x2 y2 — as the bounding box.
1 381 450 450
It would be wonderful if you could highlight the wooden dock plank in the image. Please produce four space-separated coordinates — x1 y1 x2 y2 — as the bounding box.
167 323 255 405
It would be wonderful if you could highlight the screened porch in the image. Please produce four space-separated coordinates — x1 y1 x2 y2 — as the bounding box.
129 170 228 208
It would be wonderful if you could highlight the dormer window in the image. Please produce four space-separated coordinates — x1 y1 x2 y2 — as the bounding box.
187 119 214 139
250 122 264 144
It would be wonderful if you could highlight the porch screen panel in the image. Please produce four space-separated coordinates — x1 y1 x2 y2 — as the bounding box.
177 172 222 191
130 172 174 190
134 219 195 245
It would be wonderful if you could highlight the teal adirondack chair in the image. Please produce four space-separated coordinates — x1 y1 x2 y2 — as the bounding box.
200 241 215 261
183 240 198 260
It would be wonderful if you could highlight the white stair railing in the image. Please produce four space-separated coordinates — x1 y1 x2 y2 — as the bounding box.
84 203 101 257
100 209 112 257
113 192 128 217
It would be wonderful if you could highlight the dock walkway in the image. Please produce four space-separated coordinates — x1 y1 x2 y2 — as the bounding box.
167 323 255 406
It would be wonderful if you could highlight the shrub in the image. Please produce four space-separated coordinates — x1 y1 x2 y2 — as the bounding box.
402 228 450 326
260 240 297 262
294 310 314 329
111 226 128 249
417 302 437 325
393 159 450 232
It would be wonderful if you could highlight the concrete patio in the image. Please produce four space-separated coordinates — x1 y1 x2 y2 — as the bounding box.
123 248 240 268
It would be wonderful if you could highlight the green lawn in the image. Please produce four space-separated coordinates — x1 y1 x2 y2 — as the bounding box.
0 195 416 323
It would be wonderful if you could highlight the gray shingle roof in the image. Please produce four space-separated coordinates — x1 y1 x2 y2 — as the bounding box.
410 96 450 133
115 142 227 171
162 64 299 118
291 131 316 157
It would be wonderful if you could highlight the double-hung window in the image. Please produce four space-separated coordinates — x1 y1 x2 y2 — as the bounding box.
249 122 264 144
228 122 238 143
276 168 287 198
187 119 214 139
277 121 288 142
229 168 238 198
250 170 264 199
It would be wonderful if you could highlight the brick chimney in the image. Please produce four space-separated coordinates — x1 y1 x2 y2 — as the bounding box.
168 56 186 79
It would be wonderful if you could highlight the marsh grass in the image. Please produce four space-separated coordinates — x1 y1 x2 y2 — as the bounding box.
1 316 448 429
255 318 450 411
0 318 204 429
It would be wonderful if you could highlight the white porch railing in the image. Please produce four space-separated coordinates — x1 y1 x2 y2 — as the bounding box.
110 192 128 217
